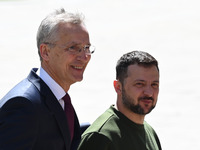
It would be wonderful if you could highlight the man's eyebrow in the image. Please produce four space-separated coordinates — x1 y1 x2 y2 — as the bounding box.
134 79 159 83
64 42 91 46
65 42 80 45
134 79 145 82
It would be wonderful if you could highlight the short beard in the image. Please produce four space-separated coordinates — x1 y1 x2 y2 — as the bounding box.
122 87 155 115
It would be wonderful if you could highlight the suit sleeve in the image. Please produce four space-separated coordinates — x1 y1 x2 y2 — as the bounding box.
0 97 38 150
78 132 114 150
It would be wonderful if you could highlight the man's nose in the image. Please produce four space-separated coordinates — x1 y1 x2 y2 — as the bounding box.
143 86 153 97
77 51 91 62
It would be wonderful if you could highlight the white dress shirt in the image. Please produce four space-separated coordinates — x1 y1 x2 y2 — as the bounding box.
38 67 66 109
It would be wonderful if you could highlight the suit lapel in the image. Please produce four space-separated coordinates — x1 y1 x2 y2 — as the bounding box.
28 68 71 149
44 92 71 144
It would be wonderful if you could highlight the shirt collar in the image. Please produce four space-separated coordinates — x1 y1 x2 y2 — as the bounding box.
38 67 66 100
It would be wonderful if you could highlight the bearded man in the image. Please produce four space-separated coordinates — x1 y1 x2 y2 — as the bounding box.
78 51 162 150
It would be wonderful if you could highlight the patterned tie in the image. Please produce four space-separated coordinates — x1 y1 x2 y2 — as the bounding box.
63 93 74 141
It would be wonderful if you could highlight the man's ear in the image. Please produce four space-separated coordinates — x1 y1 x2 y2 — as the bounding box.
113 80 122 95
40 44 50 61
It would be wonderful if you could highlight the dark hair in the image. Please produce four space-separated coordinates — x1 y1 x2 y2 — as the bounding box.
116 51 159 83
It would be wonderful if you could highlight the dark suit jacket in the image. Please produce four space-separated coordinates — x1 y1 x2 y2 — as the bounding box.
0 68 81 150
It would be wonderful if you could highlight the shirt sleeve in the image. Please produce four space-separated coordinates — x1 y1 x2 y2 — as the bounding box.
78 132 114 150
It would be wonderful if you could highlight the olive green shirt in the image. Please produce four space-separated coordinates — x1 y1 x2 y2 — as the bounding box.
78 105 162 150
